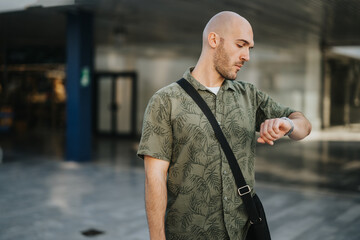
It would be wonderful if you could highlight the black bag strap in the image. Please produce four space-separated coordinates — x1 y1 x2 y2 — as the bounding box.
177 78 262 224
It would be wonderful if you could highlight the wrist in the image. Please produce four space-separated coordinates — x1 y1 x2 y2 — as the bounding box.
281 117 294 136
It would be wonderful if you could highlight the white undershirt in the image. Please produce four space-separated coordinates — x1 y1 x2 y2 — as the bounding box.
206 86 221 95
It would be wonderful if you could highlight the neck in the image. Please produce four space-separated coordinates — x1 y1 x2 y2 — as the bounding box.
191 55 225 87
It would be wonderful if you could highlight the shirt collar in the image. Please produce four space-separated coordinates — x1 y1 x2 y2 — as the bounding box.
183 67 236 92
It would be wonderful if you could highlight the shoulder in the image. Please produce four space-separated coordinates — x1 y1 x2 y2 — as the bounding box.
145 82 183 113
231 80 258 94
143 83 182 120
151 82 183 101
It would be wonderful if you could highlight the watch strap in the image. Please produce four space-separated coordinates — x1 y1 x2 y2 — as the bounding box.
281 117 294 136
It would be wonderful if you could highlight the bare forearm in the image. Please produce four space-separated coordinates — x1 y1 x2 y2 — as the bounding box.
145 175 167 239
288 112 312 140
144 156 169 240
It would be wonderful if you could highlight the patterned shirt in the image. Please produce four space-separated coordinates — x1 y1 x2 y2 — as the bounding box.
137 68 295 240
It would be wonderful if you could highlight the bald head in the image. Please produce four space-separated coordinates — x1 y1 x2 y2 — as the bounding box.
192 11 254 83
202 11 252 47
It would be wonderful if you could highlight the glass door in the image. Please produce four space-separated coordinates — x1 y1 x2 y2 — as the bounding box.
97 76 112 133
95 72 137 137
115 76 133 134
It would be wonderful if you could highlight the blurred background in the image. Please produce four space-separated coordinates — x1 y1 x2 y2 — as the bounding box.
0 0 359 240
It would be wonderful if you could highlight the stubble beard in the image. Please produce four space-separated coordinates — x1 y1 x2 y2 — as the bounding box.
213 40 237 80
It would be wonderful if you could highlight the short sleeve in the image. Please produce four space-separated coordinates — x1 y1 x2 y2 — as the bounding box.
255 89 296 132
137 92 173 162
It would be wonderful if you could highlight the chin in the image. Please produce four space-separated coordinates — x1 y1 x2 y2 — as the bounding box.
219 68 237 80
227 73 237 80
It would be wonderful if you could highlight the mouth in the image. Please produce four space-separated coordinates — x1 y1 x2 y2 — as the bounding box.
235 64 243 71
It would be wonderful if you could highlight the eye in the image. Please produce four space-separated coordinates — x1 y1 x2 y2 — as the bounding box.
237 44 243 48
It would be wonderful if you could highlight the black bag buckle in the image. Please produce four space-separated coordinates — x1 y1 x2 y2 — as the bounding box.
250 217 262 225
238 185 251 196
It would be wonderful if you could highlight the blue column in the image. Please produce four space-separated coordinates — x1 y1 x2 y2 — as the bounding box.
65 11 93 162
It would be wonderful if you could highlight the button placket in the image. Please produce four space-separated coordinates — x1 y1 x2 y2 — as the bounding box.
215 91 224 129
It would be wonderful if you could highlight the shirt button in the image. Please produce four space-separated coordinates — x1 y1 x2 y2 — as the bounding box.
218 121 221 125
223 170 227 175
224 196 228 201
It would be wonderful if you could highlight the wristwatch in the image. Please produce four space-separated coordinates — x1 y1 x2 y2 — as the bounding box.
281 117 294 136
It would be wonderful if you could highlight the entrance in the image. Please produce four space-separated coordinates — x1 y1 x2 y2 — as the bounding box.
323 54 360 128
95 72 137 138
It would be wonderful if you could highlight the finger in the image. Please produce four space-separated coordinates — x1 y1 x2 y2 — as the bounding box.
260 122 265 137
270 119 284 140
261 120 275 142
260 121 269 139
267 120 278 139
272 119 281 134
279 118 292 134
260 122 267 142
258 137 274 146
260 121 276 145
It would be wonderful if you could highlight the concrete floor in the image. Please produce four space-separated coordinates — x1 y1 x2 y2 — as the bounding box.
0 130 360 240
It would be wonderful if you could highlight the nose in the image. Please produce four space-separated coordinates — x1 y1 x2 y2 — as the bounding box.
240 48 250 62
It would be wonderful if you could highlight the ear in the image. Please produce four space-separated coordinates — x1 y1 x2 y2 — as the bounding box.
208 32 220 48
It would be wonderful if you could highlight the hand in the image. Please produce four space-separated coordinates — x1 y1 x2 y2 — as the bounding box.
257 118 292 145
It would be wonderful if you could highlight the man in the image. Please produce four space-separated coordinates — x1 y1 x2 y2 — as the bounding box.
137 11 311 240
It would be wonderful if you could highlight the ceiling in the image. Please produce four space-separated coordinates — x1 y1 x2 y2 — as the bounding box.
0 0 359 55
93 0 360 47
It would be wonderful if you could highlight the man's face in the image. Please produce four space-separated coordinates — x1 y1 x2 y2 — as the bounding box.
213 26 254 80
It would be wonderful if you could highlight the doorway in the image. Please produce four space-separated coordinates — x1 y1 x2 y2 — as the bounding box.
95 72 137 138
323 54 360 128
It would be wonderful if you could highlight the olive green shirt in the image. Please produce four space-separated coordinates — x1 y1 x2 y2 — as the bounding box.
138 68 295 240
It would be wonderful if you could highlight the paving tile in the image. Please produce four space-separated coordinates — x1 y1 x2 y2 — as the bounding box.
0 135 360 240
